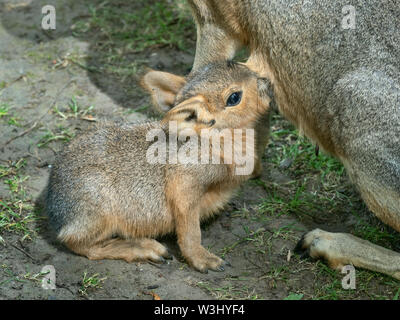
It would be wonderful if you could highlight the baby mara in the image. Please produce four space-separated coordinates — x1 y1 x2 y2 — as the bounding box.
46 62 272 273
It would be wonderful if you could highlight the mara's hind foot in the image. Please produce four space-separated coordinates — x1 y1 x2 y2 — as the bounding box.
66 238 173 263
295 228 400 280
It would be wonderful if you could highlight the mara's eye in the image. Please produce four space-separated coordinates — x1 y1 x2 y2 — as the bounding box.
226 91 242 107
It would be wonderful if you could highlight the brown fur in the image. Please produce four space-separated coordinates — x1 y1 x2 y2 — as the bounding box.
188 0 343 156
186 0 400 279
46 62 272 273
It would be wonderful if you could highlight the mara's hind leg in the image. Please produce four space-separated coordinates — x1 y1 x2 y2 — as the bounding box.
65 237 172 263
56 204 173 263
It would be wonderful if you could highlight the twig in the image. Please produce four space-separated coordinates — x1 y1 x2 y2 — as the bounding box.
147 261 164 269
243 251 265 270
3 121 39 146
1 79 76 148
67 58 100 73
57 283 75 295
0 74 26 91
27 79 76 127
4 239 38 263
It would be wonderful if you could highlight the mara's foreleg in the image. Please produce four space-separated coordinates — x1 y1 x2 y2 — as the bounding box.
166 175 229 273
295 229 400 280
187 0 242 71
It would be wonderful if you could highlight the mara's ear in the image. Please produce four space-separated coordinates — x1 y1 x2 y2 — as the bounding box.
141 70 186 114
161 95 215 130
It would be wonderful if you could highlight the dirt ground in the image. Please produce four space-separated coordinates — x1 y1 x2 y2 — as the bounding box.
0 0 399 300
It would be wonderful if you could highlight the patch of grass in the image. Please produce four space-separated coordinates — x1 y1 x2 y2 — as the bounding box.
37 127 75 148
351 212 400 249
0 103 9 118
26 50 55 64
0 103 22 127
197 280 261 300
78 1 195 52
122 104 150 114
7 117 22 127
0 265 51 287
264 264 291 282
271 223 302 240
269 117 344 179
5 175 29 196
309 261 400 300
0 158 38 240
0 159 26 179
310 262 352 300
70 0 195 82
258 183 308 217
79 272 107 296
257 114 354 223
219 227 266 259
22 270 51 284
0 264 28 287
393 288 400 300
284 293 304 300
0 199 37 240
53 97 95 120
1 159 30 199
257 178 352 225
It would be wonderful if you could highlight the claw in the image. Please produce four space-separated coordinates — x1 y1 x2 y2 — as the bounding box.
223 260 232 267
155 256 166 264
300 250 310 260
294 233 307 254
164 251 173 260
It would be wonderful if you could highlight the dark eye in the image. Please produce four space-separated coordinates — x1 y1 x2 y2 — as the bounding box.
226 91 242 107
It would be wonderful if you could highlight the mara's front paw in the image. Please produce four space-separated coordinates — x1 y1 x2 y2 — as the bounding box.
186 246 230 273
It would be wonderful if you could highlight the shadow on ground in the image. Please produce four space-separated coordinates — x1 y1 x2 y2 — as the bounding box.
1 0 195 113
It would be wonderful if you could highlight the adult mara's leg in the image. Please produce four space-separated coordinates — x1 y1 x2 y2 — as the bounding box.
296 67 400 279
